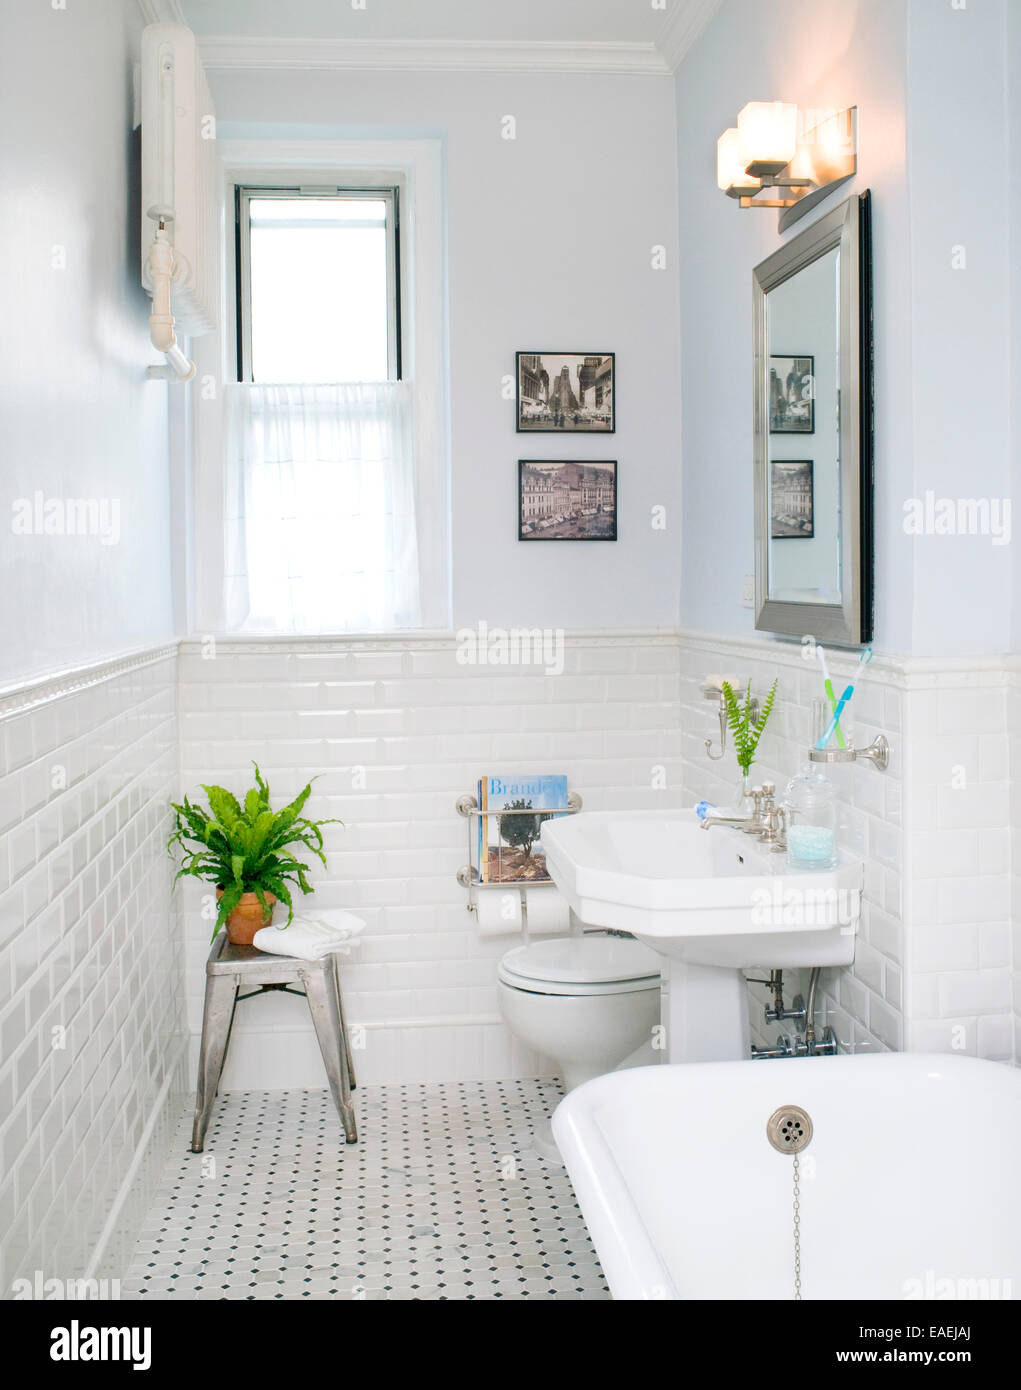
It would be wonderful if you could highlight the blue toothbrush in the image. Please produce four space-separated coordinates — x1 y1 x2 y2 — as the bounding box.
815 647 874 749
817 685 853 749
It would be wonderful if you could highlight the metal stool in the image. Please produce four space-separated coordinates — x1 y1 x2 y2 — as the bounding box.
191 936 357 1151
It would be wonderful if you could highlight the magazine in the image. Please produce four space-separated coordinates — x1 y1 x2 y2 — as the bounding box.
477 774 569 883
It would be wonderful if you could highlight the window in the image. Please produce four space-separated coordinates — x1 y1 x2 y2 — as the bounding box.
226 181 418 634
214 142 447 637
236 185 401 384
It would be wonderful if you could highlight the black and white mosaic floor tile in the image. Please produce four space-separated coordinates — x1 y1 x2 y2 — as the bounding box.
122 1079 610 1301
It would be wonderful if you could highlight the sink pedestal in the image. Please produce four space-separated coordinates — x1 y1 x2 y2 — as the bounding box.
659 960 750 1063
539 809 862 1067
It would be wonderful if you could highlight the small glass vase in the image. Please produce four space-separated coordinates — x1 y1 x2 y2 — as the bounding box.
733 771 756 816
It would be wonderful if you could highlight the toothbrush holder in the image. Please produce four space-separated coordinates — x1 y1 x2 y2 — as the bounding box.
807 699 890 772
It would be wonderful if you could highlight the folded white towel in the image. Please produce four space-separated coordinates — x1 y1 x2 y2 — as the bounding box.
253 909 366 960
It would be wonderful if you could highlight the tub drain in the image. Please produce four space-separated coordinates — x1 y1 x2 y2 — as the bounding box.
766 1104 813 1153
766 1105 814 1301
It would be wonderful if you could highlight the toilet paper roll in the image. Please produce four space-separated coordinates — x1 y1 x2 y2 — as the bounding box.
476 888 523 936
522 888 571 937
474 887 571 937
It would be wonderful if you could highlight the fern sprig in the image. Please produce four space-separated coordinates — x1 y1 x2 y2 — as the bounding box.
721 678 778 775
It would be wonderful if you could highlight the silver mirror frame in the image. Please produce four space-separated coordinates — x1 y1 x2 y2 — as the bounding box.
753 192 873 646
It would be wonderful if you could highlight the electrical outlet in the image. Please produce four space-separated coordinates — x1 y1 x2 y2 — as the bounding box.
741 574 755 609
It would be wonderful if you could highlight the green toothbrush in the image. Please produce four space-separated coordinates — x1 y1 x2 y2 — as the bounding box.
816 644 846 749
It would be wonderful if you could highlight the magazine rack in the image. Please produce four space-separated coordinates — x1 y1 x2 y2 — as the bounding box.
455 790 583 917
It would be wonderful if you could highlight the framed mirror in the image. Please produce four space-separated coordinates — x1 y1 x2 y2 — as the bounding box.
753 191 873 645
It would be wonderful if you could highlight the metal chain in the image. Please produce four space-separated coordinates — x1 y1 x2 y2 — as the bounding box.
793 1153 802 1301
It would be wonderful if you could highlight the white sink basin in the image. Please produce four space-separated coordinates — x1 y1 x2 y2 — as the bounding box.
541 810 864 1063
541 809 862 968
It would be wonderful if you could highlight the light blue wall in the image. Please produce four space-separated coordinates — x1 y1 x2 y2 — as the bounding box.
675 0 1014 657
905 0 1012 655
209 68 684 633
675 0 913 652
1011 0 1021 654
0 0 175 683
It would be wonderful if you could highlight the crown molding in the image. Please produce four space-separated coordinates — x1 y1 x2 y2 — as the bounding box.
658 0 723 71
197 35 671 77
135 0 186 24
139 1 716 75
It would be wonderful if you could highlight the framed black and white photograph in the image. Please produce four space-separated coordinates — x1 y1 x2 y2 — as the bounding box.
516 352 615 432
519 461 617 541
770 459 814 539
769 354 815 433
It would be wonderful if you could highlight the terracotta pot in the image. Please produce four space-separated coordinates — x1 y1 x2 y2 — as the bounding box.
217 888 277 946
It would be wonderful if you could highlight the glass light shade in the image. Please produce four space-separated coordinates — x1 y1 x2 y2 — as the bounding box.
812 109 854 162
716 127 761 197
786 144 817 186
738 101 798 177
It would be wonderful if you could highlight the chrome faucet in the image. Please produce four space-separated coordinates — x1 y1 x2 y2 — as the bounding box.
700 782 787 852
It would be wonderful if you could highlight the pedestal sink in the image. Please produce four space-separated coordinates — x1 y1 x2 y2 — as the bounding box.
540 810 863 1063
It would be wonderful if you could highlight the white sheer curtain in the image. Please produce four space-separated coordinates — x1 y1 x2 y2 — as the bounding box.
224 382 421 632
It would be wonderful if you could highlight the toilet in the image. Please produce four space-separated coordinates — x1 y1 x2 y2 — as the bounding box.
498 933 662 1093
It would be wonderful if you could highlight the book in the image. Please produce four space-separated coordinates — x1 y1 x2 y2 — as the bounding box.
477 774 569 884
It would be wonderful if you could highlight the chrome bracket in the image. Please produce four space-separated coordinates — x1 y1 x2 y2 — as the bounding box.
809 733 889 773
703 684 759 762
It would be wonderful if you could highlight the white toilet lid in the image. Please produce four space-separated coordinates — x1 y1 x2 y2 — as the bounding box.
499 934 661 995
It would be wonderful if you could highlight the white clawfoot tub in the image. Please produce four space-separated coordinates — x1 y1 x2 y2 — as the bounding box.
552 1053 1020 1301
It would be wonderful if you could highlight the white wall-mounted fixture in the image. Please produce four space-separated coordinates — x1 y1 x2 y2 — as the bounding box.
139 23 219 381
717 104 857 230
145 206 195 380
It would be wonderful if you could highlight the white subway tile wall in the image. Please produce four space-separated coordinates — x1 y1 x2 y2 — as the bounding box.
677 631 1016 1066
905 674 1014 1061
4 631 1017 1287
0 649 187 1290
176 634 682 1089
677 633 903 1055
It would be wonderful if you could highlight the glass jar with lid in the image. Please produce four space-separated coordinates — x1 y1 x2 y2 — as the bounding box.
784 765 838 871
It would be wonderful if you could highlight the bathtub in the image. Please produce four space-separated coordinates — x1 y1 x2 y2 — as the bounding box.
552 1053 1021 1300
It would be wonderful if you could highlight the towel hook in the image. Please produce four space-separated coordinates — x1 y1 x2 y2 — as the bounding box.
702 683 758 762
705 693 728 760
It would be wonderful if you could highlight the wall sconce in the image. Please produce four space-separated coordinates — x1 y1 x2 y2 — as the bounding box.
738 101 798 176
717 104 857 231
716 128 761 198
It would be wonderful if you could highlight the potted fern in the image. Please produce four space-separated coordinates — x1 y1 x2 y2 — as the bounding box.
721 679 778 812
168 764 340 945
